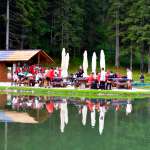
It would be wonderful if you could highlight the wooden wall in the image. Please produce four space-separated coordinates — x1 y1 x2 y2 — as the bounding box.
0 62 8 81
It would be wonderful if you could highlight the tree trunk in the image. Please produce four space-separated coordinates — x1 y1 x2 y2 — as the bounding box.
140 46 144 73
61 21 64 49
148 46 150 73
130 46 132 71
6 0 9 50
115 10 120 68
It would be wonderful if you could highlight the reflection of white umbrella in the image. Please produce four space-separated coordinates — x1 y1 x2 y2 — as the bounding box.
100 50 105 71
60 99 68 133
126 101 132 115
64 99 68 124
82 105 87 126
99 106 105 135
60 104 65 133
91 105 96 128
92 52 97 77
83 50 88 77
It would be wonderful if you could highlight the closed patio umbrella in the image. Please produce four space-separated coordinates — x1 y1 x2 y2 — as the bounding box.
64 53 69 78
83 50 88 77
100 50 105 71
92 52 97 77
61 48 66 78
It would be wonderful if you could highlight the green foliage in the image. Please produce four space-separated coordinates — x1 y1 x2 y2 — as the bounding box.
0 0 150 72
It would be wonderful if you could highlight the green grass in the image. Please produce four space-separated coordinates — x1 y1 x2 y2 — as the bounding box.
0 86 150 99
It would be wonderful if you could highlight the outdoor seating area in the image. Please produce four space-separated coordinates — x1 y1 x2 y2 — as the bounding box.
10 63 132 90
0 49 133 90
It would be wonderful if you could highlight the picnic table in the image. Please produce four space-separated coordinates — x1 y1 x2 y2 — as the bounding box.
111 78 131 89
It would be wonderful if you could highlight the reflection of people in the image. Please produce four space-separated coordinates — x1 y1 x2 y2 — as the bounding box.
140 74 144 83
126 101 132 115
46 101 54 113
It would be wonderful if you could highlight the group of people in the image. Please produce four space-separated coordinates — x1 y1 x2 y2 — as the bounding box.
12 63 62 87
75 66 133 90
12 63 133 89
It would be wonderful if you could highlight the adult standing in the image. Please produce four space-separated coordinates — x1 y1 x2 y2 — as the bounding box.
127 68 132 89
99 68 106 90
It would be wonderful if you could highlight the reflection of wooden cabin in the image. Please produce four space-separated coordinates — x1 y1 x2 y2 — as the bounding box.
0 94 7 109
0 50 55 82
0 111 38 123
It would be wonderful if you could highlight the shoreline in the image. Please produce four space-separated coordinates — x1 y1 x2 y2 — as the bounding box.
0 85 150 99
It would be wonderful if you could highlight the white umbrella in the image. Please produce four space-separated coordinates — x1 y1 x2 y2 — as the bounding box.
83 50 88 77
100 50 105 71
99 106 106 135
82 105 87 126
61 48 66 78
92 52 97 77
63 53 69 78
61 48 66 69
91 105 96 128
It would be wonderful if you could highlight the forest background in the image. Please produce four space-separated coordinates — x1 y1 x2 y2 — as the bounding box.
0 0 150 74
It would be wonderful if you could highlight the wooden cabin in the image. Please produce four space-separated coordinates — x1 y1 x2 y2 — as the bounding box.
0 50 54 82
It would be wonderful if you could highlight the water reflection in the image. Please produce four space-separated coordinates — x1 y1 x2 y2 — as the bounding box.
0 95 135 136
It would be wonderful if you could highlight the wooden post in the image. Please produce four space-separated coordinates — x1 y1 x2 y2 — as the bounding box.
115 9 120 68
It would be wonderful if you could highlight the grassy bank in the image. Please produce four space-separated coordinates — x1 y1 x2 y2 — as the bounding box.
0 86 150 99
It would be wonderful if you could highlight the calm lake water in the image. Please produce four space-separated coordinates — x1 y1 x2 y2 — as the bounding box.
0 94 150 150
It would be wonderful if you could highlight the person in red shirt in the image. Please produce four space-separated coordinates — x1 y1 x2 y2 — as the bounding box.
46 67 54 87
49 67 54 81
87 72 94 88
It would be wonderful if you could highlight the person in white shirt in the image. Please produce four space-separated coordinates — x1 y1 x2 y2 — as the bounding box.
100 68 106 90
127 68 132 81
126 68 132 89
